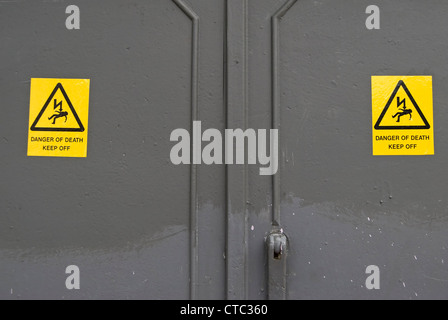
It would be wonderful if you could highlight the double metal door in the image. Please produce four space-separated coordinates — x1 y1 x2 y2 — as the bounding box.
1 0 448 299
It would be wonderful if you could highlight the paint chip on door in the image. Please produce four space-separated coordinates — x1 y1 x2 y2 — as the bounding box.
28 78 90 157
372 76 434 155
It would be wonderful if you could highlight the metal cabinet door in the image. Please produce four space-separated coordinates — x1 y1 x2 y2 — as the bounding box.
244 0 448 299
0 0 227 299
2 0 448 300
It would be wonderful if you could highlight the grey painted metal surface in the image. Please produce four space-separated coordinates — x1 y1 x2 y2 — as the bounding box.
246 0 448 300
0 0 226 300
1 0 448 300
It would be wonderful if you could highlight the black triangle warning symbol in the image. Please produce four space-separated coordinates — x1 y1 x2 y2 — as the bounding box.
30 83 85 132
374 80 430 130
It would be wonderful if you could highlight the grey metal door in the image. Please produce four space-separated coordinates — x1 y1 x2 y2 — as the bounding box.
0 0 227 299
1 0 448 300
244 0 448 299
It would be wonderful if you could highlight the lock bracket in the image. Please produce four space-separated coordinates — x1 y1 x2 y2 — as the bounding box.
266 230 288 300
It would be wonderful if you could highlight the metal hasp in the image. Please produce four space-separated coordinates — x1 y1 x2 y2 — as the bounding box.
266 0 296 301
266 230 288 300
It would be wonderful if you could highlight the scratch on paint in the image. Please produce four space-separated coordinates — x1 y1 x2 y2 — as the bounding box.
424 275 448 283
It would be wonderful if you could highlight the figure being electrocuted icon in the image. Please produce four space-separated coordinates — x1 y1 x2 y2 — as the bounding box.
392 97 412 123
48 99 69 124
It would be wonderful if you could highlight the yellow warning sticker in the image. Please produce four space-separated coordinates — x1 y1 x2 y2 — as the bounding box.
372 76 434 156
27 78 90 157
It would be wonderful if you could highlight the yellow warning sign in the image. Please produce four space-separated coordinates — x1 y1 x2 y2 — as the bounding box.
372 76 434 155
27 78 90 157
